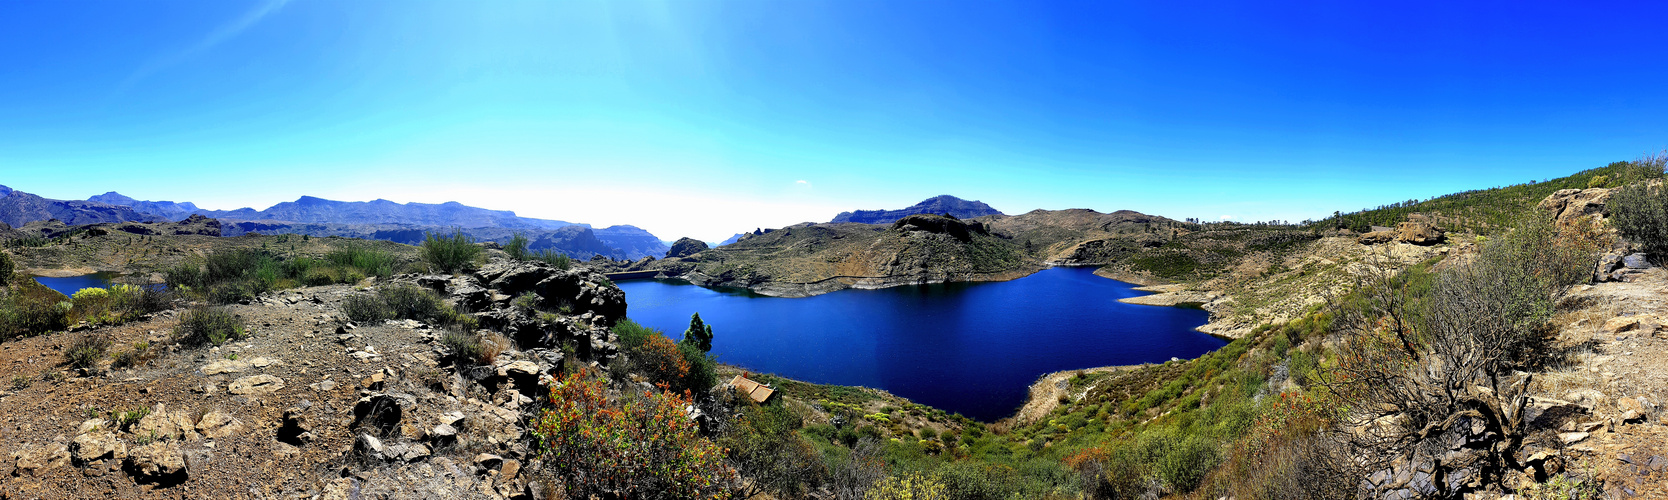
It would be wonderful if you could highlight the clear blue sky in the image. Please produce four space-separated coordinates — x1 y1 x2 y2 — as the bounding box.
3 1 1667 241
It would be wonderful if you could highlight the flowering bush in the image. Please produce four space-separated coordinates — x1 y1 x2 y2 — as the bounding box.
532 371 735 499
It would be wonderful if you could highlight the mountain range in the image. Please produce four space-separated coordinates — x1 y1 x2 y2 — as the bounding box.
0 185 669 259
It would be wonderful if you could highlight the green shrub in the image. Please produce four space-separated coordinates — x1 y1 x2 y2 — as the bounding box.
505 232 531 261
378 284 448 322
1157 434 1219 492
1609 181 1668 264
340 293 390 323
512 292 540 311
208 279 268 304
421 229 481 274
340 283 467 328
679 341 718 394
64 333 111 370
535 250 571 270
0 279 70 341
174 307 245 347
612 318 657 350
440 329 483 363
1586 174 1610 189
325 246 396 277
114 406 151 431
164 261 205 290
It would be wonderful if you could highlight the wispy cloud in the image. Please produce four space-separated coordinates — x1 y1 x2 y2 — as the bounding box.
795 180 810 185
119 0 293 92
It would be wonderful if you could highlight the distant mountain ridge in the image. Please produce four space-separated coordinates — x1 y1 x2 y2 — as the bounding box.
180 195 578 229
0 185 160 227
90 191 670 260
830 195 1005 224
87 192 200 221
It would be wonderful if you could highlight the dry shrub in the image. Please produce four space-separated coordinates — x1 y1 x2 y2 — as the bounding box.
478 332 509 365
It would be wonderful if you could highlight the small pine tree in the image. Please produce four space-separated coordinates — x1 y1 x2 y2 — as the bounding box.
682 313 714 352
0 250 13 285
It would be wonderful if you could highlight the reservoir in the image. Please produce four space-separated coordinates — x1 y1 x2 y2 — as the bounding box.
31 272 120 297
616 266 1224 422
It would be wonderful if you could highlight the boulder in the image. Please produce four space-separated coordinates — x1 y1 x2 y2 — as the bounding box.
126 442 186 482
196 411 246 439
72 432 126 463
135 404 195 441
1618 397 1648 423
1394 221 1444 245
1624 253 1652 269
1595 252 1626 281
12 444 70 475
1357 231 1397 245
666 237 709 259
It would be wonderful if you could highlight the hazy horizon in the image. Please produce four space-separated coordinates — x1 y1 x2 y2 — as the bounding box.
5 1 1668 241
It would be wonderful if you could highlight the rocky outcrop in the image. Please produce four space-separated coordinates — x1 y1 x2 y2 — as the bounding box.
891 214 989 242
666 237 709 258
1357 230 1397 245
1538 187 1614 225
472 260 626 325
1357 220 1444 245
1395 220 1444 245
1595 251 1655 282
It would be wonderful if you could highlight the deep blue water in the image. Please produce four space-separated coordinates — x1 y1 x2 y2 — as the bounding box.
616 267 1224 421
31 272 119 297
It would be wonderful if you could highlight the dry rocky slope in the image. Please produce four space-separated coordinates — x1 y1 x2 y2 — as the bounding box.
0 259 628 499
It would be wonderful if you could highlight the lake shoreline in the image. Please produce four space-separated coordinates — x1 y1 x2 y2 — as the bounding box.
618 267 1221 421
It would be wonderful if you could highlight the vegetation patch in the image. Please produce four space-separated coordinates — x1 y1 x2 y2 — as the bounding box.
173 306 245 347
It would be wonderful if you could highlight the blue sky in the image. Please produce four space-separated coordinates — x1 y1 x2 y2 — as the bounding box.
3 1 1667 241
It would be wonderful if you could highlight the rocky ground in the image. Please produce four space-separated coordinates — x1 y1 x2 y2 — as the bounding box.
1530 266 1668 498
0 259 626 500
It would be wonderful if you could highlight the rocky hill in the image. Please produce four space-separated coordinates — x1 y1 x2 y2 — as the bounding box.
829 195 1004 224
636 209 1197 297
0 186 160 227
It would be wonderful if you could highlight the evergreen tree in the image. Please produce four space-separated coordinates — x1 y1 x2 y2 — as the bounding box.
683 313 714 352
